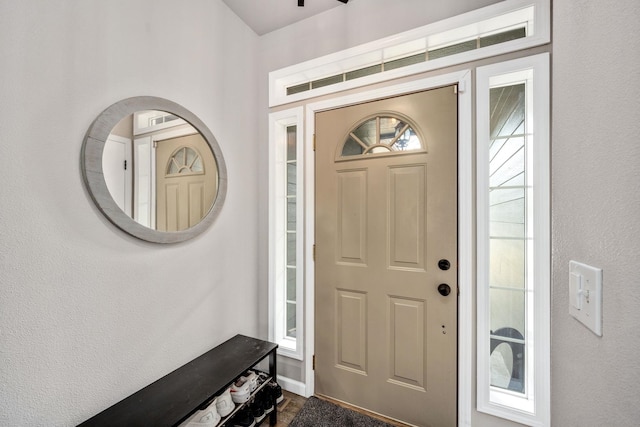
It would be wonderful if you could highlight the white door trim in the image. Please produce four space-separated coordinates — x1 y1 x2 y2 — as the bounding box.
304 69 473 425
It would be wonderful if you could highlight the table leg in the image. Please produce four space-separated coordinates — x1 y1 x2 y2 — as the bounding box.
269 349 277 425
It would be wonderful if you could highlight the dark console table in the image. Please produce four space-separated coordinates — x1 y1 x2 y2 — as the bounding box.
79 334 278 427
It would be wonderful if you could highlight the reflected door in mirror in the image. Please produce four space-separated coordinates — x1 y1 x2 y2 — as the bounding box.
103 110 220 231
155 133 218 231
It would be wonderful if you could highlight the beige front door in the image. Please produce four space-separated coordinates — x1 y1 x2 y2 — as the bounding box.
156 133 218 231
315 86 458 427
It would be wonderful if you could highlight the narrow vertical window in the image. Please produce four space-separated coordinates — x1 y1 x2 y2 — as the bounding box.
269 107 304 360
476 54 550 426
488 82 527 395
285 125 297 340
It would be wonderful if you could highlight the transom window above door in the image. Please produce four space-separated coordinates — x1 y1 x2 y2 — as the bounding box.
340 114 423 158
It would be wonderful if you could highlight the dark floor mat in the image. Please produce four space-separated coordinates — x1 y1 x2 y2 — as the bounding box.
288 396 395 427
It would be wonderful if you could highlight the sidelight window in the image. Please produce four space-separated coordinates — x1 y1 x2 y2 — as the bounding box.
476 54 550 426
269 107 304 360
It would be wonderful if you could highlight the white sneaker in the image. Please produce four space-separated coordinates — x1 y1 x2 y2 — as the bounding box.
244 371 258 392
230 377 252 404
180 397 221 427
216 388 235 417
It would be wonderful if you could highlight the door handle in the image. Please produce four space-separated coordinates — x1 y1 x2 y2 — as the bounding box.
437 283 451 296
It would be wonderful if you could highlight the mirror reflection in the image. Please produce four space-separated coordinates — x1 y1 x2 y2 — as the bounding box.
103 110 218 231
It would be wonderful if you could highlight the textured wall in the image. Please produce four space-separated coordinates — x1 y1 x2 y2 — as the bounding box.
552 0 640 425
0 1 259 425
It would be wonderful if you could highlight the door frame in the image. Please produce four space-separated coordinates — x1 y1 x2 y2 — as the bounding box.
304 69 473 424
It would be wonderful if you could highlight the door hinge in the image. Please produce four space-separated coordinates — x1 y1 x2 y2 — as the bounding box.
124 160 127 170
313 244 316 262
313 134 316 152
312 354 315 370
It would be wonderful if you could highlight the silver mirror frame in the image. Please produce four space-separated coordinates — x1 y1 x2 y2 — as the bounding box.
81 96 227 243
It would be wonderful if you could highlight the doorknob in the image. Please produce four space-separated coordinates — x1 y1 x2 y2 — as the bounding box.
437 283 451 296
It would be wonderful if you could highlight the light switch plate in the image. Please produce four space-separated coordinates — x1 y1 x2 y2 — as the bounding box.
569 271 582 310
569 261 603 336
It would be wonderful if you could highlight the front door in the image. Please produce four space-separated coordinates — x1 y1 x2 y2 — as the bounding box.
315 86 458 427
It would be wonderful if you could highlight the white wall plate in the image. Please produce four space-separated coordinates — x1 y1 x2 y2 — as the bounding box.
569 261 603 336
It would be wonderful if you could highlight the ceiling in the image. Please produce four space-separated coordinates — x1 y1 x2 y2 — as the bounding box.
222 0 347 35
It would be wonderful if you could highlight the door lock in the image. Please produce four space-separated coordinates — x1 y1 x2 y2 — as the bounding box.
438 259 451 270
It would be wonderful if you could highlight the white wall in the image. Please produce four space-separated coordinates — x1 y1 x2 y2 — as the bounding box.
0 1 259 425
552 0 640 425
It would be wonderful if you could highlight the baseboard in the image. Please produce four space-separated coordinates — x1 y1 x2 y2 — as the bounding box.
276 375 306 397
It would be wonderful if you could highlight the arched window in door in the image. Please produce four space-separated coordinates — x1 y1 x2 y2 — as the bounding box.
166 146 204 176
341 114 424 158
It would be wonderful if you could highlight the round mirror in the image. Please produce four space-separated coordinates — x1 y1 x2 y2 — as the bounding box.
82 97 227 243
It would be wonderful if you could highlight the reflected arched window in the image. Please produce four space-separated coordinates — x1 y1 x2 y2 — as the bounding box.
341 115 423 158
166 146 204 176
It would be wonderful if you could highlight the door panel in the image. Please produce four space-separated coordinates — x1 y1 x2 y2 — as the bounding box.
164 184 179 230
336 289 368 373
315 86 458 427
337 170 368 264
389 296 425 390
389 164 426 270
